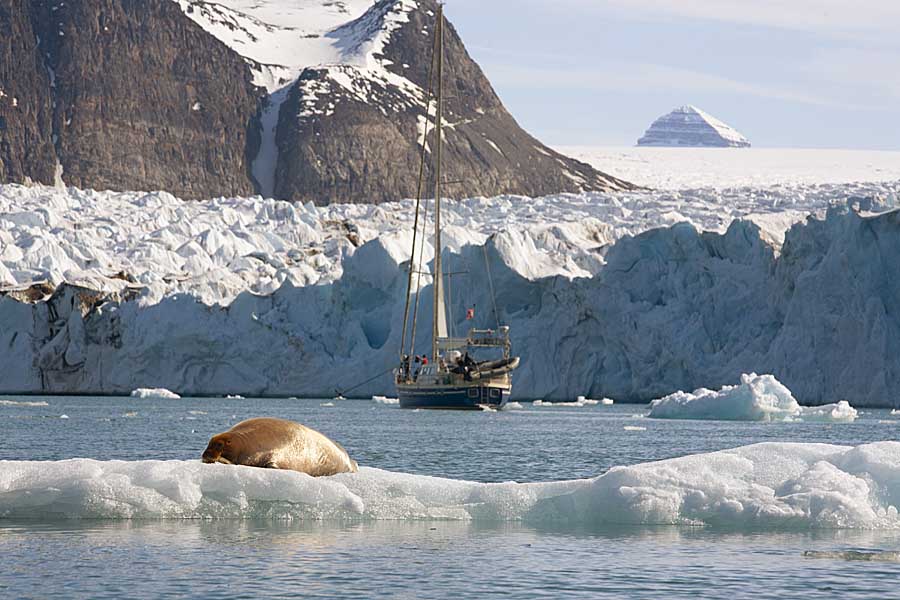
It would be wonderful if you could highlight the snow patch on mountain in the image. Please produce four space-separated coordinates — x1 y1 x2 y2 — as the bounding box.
175 0 428 192
174 0 375 89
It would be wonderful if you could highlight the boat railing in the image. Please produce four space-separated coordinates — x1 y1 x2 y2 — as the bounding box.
466 328 510 348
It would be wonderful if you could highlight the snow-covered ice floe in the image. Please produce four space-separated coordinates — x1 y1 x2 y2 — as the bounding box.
372 396 399 405
3 441 900 528
533 398 599 408
130 388 181 400
648 374 857 423
0 399 49 407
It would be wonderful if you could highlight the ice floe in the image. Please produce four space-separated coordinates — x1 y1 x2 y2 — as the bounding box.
372 396 400 405
648 374 858 422
533 398 599 408
0 399 49 407
3 441 900 528
130 388 181 400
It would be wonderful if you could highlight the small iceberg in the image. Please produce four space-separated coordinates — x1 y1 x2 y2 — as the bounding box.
0 399 49 407
533 397 599 408
648 373 857 422
130 388 181 400
372 395 399 405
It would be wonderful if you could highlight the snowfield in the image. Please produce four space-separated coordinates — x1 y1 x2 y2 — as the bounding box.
1 150 900 405
561 147 900 190
3 441 900 528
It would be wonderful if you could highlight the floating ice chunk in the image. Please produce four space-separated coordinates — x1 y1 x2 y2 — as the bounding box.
534 397 599 408
225 394 244 399
601 398 615 405
372 395 399 405
648 373 857 422
320 402 335 407
130 388 181 399
502 402 524 411
59 414 69 419
799 401 858 423
623 426 646 431
0 399 49 407
3 442 900 528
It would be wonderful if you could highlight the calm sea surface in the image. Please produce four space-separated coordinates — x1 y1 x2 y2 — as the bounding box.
3 396 900 599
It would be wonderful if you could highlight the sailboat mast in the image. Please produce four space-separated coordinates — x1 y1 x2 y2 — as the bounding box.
431 4 444 362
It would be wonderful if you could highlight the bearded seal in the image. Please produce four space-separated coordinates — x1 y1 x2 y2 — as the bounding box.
201 417 358 476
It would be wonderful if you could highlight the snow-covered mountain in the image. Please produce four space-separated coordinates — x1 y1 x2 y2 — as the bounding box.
638 106 751 148
0 0 632 202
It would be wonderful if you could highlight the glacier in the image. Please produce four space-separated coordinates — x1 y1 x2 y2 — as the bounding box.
3 441 900 528
648 373 858 422
1 177 900 405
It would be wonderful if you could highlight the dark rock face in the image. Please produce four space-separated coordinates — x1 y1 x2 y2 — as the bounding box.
273 0 635 205
1 0 631 202
1 0 262 198
0 2 57 185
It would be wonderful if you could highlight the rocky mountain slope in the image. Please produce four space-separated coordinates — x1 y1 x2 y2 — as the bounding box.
1 0 262 199
0 0 632 202
638 105 751 148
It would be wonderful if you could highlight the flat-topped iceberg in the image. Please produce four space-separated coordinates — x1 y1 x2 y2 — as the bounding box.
1 441 897 528
648 373 857 422
130 388 181 400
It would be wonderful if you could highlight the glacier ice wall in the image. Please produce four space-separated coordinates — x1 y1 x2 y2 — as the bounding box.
3 201 900 406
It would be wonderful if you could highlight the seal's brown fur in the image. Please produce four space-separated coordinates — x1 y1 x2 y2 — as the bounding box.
201 417 358 476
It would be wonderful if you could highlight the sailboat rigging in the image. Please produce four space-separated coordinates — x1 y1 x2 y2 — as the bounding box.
395 4 520 410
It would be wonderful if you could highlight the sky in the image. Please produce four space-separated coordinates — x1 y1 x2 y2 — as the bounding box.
443 0 900 149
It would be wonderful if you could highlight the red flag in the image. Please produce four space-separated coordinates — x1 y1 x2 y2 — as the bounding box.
466 307 475 320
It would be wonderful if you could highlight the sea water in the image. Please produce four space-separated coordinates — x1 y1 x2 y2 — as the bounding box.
3 396 900 599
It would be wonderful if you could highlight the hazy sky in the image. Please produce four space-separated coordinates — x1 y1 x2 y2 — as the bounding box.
444 0 900 149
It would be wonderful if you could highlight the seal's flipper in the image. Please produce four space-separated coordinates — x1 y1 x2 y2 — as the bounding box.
259 453 279 469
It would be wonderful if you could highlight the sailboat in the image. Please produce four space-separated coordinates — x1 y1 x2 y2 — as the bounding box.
395 5 520 410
